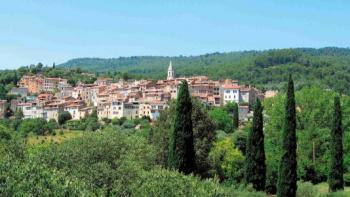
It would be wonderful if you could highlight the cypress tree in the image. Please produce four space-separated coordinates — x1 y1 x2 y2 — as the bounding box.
168 80 196 174
277 75 297 197
328 96 344 192
245 98 266 191
233 102 239 129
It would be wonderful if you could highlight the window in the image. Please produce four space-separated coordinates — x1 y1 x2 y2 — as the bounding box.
225 90 230 94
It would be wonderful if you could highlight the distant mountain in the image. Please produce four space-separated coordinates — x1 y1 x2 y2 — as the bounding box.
59 47 350 93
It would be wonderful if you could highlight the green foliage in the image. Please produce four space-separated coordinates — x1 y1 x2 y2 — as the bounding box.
85 109 100 131
344 173 350 186
122 120 135 129
245 98 266 191
117 167 266 197
209 137 245 184
209 108 233 133
329 96 344 192
0 159 89 196
152 98 216 178
225 102 239 130
168 81 196 174
59 47 350 94
35 127 156 195
18 118 53 136
255 49 303 68
58 111 72 125
232 130 247 155
264 86 350 193
112 117 127 126
277 75 297 197
65 110 100 131
296 182 319 197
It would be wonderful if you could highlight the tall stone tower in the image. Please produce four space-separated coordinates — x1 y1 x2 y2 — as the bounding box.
167 60 175 80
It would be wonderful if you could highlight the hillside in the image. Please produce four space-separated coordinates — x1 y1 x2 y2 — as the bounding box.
59 47 350 93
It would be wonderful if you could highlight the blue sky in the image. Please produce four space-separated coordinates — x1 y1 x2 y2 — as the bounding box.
0 0 349 69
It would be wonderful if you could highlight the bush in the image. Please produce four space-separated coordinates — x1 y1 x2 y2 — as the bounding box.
112 117 127 126
35 127 156 194
115 167 266 197
122 120 135 129
102 118 111 124
0 159 89 196
215 130 227 140
232 130 247 155
58 111 72 125
296 182 319 197
344 173 350 186
65 120 86 130
18 118 50 136
209 137 244 183
209 108 233 133
0 126 11 141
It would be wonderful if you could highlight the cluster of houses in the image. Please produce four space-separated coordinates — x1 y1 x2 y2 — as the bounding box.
3 62 274 121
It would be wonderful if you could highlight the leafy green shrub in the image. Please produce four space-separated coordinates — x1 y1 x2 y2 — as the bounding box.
344 173 350 186
58 111 72 125
112 167 266 197
111 117 127 126
296 182 319 197
102 117 111 124
215 130 227 140
209 108 233 133
324 191 350 197
232 130 247 155
18 118 52 136
35 128 156 194
0 159 89 196
209 137 244 183
122 120 135 129
0 126 11 141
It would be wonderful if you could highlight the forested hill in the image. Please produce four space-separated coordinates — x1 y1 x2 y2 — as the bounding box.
59 47 350 93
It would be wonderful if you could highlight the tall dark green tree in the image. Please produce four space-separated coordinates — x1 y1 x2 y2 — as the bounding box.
245 98 266 191
168 80 196 174
277 75 297 197
328 96 344 192
233 102 239 129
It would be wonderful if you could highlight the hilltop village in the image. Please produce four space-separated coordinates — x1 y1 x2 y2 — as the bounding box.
2 62 272 121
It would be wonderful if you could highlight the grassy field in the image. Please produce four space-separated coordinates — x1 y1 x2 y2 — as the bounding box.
26 130 84 145
314 182 350 196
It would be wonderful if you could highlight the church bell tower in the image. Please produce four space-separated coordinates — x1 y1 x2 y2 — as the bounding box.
167 60 175 80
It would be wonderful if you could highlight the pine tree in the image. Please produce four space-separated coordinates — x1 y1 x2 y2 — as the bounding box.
277 75 297 197
245 98 266 191
328 96 344 192
233 102 239 129
168 80 196 174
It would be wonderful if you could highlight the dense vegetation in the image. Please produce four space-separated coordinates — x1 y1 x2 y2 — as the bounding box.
59 47 350 93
